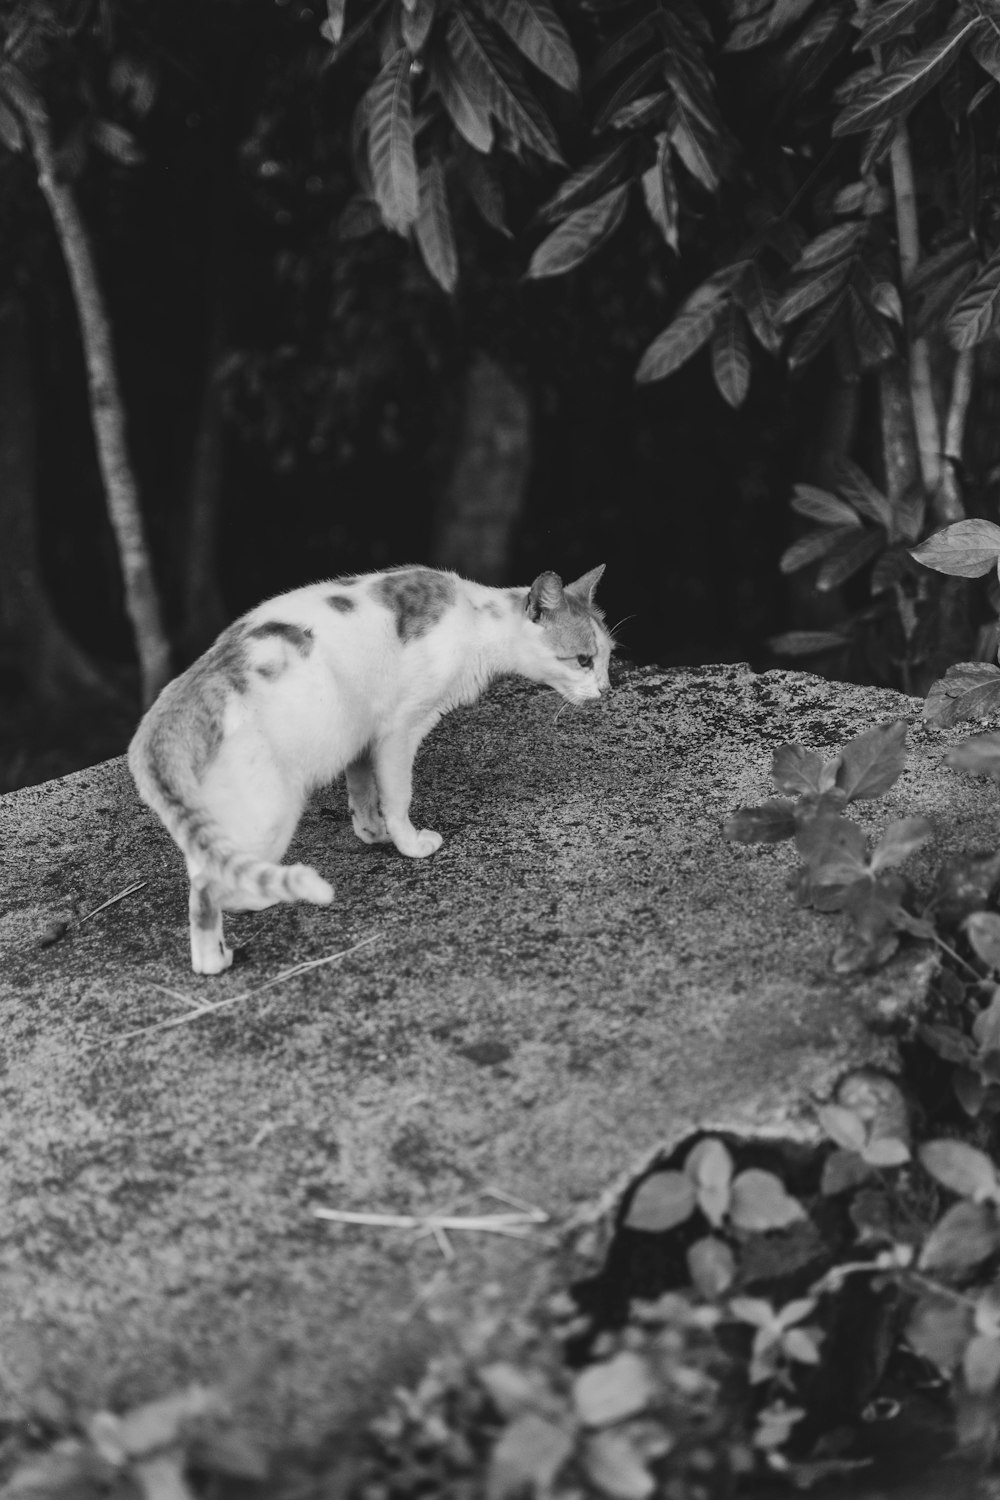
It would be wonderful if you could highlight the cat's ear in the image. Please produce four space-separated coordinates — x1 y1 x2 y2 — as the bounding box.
565 565 605 605
526 571 565 620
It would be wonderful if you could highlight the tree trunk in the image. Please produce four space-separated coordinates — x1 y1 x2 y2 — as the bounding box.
178 315 228 661
19 106 172 706
431 352 532 583
0 295 115 706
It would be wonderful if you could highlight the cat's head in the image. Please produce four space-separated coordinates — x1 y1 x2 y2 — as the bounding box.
518 566 613 703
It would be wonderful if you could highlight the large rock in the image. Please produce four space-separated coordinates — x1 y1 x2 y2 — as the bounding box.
0 664 983 1443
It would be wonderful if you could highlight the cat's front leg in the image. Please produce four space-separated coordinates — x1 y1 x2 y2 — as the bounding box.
190 881 233 974
345 753 391 844
372 731 443 859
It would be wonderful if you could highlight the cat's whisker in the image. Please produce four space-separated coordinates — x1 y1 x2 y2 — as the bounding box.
608 613 636 639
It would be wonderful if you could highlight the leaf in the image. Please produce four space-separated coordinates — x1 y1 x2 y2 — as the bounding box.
722 799 797 844
415 154 457 292
849 286 897 369
966 912 1000 972
926 664 1000 728
790 483 862 528
835 720 907 802
794 222 868 272
593 54 664 132
481 0 579 90
833 19 980 137
779 525 859 574
611 92 670 130
817 1103 867 1152
431 53 494 151
919 1200 1000 1271
869 817 933 873
635 302 722 384
729 1295 775 1328
402 0 435 51
782 1328 822 1364
771 743 825 796
486 1413 574 1500
740 262 782 354
457 147 510 234
964 1334 1000 1396
537 142 633 224
367 50 419 234
325 0 347 44
816 528 884 591
971 25 1000 84
641 133 678 251
730 1169 806 1232
920 1140 999 1201
826 456 893 530
91 119 144 165
855 0 939 51
669 97 720 193
685 1136 733 1226
946 733 1000 784
478 1362 546 1419
711 304 751 408
796 814 869 886
625 1169 697 1231
580 1430 655 1500
776 261 853 326
861 1135 911 1167
527 184 628 278
787 290 847 370
907 1294 973 1371
573 1352 654 1427
947 248 1000 350
821 1148 874 1195
686 1236 736 1297
446 10 563 163
586 14 659 91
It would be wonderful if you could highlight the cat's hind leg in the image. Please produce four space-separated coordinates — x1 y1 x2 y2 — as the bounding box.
190 880 233 975
345 752 391 845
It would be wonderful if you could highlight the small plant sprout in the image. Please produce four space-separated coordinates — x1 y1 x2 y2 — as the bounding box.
728 1297 824 1386
817 1102 910 1196
725 720 935 972
624 1136 806 1244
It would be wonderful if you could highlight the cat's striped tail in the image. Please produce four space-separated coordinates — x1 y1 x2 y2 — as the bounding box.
127 702 333 910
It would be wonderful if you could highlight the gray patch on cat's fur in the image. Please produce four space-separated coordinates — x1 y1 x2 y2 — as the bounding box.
372 569 456 643
473 600 503 619
192 886 217 930
326 594 356 613
336 576 359 586
246 620 315 656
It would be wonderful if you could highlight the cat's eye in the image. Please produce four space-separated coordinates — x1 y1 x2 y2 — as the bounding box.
577 654 594 669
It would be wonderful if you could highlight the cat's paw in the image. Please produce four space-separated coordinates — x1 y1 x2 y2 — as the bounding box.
351 809 391 844
395 827 443 859
192 937 233 975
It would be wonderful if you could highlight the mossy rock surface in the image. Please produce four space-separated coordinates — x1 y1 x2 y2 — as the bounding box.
1 663 980 1445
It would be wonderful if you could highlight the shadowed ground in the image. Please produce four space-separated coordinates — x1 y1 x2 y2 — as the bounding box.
0 664 988 1446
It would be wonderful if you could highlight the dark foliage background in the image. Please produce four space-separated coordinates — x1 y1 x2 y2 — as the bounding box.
4 0 999 785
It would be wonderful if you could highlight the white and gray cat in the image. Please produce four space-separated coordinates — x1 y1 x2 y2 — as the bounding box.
128 565 612 974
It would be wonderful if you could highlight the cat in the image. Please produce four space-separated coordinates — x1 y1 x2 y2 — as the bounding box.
128 564 612 975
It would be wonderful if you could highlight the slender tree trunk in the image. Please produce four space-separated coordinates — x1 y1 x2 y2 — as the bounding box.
890 129 947 510
18 106 171 705
431 352 532 583
179 316 228 660
0 296 115 706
